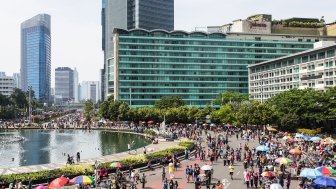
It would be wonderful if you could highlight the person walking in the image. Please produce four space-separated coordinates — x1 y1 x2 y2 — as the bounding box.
243 170 251 188
76 152 80 163
216 180 223 189
162 166 166 181
140 173 146 189
286 173 291 189
162 178 168 189
173 180 178 189
229 164 234 180
169 180 174 189
128 143 131 154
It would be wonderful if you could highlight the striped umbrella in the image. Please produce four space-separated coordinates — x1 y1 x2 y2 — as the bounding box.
110 162 122 168
316 167 336 176
70 175 95 185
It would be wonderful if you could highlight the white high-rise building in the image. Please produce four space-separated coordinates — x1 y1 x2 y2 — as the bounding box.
12 73 21 89
249 42 336 102
0 72 14 97
80 81 100 103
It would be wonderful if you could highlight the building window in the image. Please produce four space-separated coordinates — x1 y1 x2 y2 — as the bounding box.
327 50 335 57
318 52 325 59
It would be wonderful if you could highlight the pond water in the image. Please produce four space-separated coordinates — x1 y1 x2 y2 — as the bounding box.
0 129 150 168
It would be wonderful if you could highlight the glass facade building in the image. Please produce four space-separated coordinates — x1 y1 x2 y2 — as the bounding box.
21 14 51 103
109 29 329 107
102 0 174 98
55 67 74 103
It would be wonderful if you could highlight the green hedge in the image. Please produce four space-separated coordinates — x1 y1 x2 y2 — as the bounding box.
144 129 157 136
0 140 195 184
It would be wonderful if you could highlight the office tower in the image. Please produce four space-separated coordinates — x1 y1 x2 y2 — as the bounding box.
0 72 14 97
102 0 174 99
100 68 105 101
80 81 100 103
111 28 336 107
12 73 21 89
21 14 51 103
55 67 74 104
73 68 79 102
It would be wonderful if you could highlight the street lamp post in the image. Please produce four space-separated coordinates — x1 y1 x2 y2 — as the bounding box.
129 88 132 106
28 86 32 123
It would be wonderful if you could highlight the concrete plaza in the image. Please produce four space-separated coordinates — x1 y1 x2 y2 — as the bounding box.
132 131 301 189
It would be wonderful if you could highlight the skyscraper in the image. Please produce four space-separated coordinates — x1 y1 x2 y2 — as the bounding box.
80 81 100 103
12 73 21 89
55 67 74 103
73 68 79 103
21 14 51 103
102 0 174 98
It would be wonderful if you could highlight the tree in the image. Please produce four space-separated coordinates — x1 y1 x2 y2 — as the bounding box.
10 88 28 109
213 91 249 106
84 100 94 121
236 101 252 126
211 104 235 124
99 96 113 119
154 96 185 109
268 89 326 129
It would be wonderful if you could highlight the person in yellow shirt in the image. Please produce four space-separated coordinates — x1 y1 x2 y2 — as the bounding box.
229 164 234 180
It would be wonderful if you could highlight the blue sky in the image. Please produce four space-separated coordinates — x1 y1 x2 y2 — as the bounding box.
0 0 335 85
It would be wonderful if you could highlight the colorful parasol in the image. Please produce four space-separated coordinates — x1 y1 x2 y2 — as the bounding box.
289 148 302 155
49 176 68 188
282 136 292 140
315 167 336 176
275 157 293 165
261 171 275 178
70 175 95 185
110 162 122 168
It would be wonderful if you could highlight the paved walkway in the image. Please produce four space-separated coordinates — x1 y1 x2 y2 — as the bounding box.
126 131 301 189
0 131 177 175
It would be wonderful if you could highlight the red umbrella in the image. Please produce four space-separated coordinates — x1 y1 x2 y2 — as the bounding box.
49 176 68 188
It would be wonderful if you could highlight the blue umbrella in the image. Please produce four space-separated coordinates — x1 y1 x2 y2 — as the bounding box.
303 136 311 141
313 176 336 187
295 133 305 138
256 145 270 152
310 137 321 141
300 168 323 179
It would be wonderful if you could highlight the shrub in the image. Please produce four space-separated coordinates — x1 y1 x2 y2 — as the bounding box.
178 139 194 149
144 129 157 136
119 155 147 166
60 164 94 175
297 128 319 135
